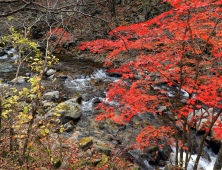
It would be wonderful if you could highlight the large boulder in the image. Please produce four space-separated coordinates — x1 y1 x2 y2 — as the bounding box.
46 97 82 123
43 91 59 101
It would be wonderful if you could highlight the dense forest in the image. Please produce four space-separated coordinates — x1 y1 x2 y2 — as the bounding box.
0 0 222 170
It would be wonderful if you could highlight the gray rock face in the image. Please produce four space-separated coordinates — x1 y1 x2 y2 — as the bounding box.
46 97 82 122
46 69 56 76
43 91 59 101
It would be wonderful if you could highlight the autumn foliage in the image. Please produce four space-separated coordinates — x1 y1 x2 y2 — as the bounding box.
47 28 72 46
80 0 222 169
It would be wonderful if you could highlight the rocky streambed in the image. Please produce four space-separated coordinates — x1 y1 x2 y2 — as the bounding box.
0 51 220 170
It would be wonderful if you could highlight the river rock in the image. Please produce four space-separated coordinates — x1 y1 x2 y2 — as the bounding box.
25 73 31 77
47 74 55 80
164 164 177 170
12 76 26 84
46 97 82 123
92 97 101 108
134 73 143 80
149 150 160 165
157 106 167 114
91 78 103 86
46 69 56 76
42 100 56 109
93 142 111 156
43 91 59 101
137 15 146 22
0 50 7 56
64 122 74 132
85 148 93 157
65 131 81 144
57 74 68 79
91 158 102 166
106 72 122 77
51 142 69 151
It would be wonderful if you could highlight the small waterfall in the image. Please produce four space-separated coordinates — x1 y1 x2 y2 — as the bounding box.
169 146 218 170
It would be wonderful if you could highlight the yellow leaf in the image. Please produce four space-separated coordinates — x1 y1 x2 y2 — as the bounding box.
28 142 33 147
45 129 49 133
28 115 33 119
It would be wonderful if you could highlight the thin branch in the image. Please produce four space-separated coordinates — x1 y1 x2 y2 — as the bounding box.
0 2 31 17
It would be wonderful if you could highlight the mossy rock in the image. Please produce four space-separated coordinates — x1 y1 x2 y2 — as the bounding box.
96 154 109 168
78 137 93 149
148 146 159 153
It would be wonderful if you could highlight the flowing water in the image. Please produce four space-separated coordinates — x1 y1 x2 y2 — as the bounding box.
0 50 219 170
169 145 217 170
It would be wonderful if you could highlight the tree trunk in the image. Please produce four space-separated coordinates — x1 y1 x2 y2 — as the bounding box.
213 144 222 170
108 0 118 26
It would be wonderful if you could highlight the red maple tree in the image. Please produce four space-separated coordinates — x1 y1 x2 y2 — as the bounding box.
80 0 222 169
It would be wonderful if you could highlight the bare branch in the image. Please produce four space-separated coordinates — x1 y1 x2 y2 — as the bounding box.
0 2 31 17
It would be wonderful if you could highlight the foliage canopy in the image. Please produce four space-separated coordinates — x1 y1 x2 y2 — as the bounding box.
80 0 222 169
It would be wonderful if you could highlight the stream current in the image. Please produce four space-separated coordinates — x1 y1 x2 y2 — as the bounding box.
0 50 219 170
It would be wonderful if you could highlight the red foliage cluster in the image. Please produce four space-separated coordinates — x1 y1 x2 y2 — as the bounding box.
136 125 175 149
80 0 222 151
47 28 72 46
